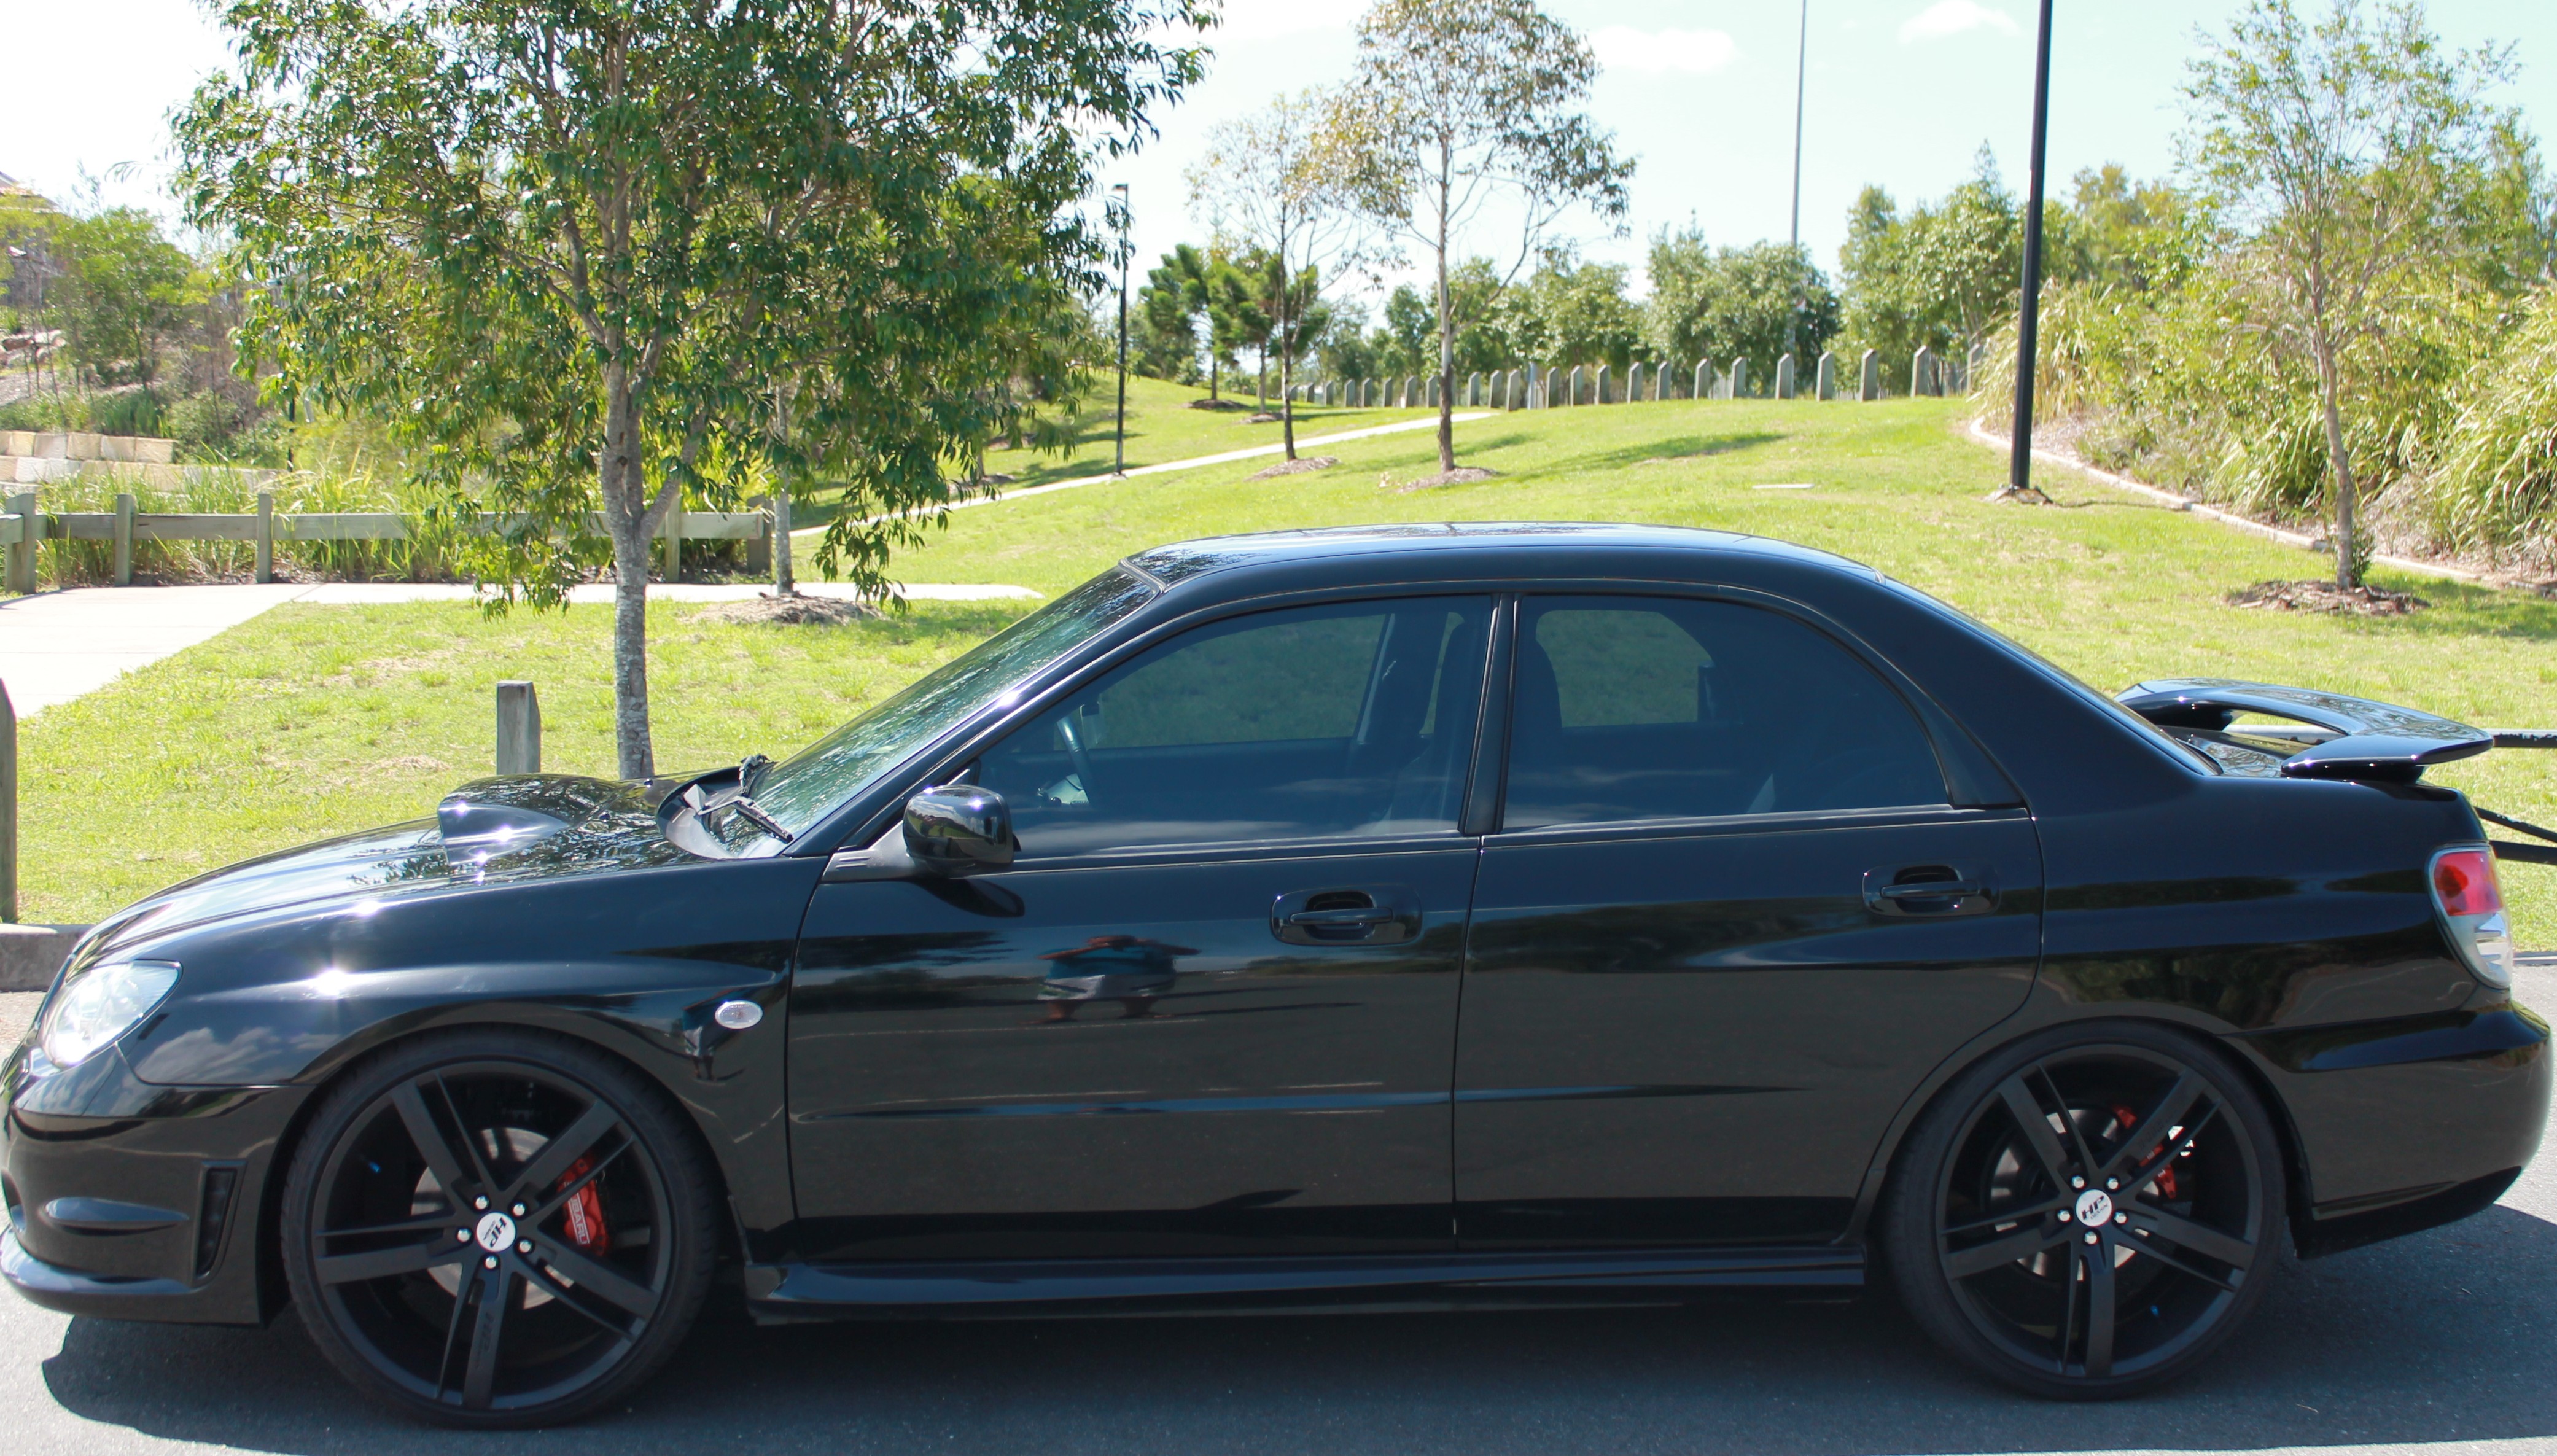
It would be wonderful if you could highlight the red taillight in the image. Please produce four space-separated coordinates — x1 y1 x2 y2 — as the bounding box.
2433 848 2504 917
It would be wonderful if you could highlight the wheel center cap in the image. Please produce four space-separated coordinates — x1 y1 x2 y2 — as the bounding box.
473 1212 516 1253
2075 1189 2114 1226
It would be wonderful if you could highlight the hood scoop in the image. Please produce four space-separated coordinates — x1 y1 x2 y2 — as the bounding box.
436 775 620 859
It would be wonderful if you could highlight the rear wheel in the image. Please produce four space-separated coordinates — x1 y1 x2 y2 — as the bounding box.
1880 1021 2284 1399
280 1030 717 1427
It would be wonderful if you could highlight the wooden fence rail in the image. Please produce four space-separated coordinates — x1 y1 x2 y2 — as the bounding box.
0 490 778 588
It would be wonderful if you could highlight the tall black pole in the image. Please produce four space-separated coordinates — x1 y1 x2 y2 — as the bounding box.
2004 0 2054 500
1785 0 1808 362
1111 184 1131 476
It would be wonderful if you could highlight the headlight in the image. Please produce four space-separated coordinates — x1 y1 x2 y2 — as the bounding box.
39 960 181 1068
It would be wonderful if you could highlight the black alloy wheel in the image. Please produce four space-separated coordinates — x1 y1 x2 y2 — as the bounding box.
1881 1021 2284 1399
281 1030 718 1427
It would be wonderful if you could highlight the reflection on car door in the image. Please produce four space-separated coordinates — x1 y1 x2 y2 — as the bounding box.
1455 594 2042 1247
787 596 1492 1261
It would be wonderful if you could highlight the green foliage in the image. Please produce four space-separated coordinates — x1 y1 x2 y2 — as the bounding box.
1838 151 2050 392
1493 252 1640 372
52 208 195 391
177 0 1205 774
2425 286 2557 564
1644 228 1840 381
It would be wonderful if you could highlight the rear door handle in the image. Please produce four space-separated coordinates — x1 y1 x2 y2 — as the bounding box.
1272 886 1423 946
1876 880 1985 901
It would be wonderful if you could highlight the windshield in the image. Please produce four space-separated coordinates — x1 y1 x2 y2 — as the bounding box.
750 566 1158 835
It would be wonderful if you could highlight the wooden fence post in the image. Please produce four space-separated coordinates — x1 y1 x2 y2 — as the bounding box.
113 492 136 586
254 491 274 583
745 495 771 576
661 510 683 583
1 678 16 922
496 680 542 774
4 490 33 594
773 488 795 595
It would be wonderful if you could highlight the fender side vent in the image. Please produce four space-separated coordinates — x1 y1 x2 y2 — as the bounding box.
195 1166 241 1280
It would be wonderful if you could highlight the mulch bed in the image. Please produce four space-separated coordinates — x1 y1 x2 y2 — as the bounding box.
692 593 878 626
2225 580 2430 615
1390 466 1502 492
1187 398 1253 411
1245 411 1283 424
1247 455 1338 480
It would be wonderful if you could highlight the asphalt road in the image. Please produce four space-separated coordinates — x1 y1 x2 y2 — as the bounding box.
5 978 2557 1456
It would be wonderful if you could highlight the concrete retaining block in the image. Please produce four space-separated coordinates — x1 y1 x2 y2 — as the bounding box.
0 924 88 992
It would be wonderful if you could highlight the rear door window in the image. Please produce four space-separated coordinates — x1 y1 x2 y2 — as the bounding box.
1503 596 1948 830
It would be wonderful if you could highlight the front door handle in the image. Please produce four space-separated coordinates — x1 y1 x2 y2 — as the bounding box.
1863 866 1996 917
1271 886 1423 946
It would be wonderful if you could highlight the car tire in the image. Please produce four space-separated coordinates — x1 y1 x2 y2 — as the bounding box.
1879 1019 2286 1400
279 1028 719 1427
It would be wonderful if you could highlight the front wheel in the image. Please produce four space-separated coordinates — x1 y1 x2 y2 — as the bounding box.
1880 1021 2286 1399
280 1030 718 1427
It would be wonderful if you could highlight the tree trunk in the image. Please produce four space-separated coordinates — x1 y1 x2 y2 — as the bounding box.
1209 354 1220 402
601 364 655 780
1433 142 1457 475
1278 282 1297 461
2314 338 2359 590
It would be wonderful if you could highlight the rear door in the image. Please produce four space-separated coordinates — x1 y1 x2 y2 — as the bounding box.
1454 593 2042 1247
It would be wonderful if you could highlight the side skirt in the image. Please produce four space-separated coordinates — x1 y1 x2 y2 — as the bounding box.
742 1246 1864 1322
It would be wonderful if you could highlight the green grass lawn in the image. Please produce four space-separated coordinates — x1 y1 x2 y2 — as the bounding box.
785 375 1443 538
20 395 2557 943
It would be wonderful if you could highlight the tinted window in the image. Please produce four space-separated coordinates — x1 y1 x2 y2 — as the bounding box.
1503 596 1946 829
978 598 1491 855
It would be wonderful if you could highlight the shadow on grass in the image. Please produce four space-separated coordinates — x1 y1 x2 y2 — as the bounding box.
1540 431 1787 477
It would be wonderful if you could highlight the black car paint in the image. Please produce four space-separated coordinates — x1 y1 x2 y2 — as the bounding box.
3 523 2545 1327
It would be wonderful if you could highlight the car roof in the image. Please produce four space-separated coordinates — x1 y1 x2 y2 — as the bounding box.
1120 522 1878 590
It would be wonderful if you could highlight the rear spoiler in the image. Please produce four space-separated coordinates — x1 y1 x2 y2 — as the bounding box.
2115 678 2493 783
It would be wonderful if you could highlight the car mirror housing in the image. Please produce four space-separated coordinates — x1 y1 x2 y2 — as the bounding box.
903 785 1016 876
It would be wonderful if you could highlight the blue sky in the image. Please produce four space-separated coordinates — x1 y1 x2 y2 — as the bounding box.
15 0 2557 303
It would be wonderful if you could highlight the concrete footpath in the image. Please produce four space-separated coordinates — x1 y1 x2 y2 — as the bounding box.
0 579 1038 718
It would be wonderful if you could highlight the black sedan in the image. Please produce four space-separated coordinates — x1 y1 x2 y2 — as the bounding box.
4 523 2545 1425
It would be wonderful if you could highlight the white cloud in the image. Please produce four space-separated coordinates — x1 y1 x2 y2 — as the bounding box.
1898 0 2020 44
1590 26 1738 76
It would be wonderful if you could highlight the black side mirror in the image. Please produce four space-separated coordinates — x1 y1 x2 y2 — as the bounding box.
903 785 1016 875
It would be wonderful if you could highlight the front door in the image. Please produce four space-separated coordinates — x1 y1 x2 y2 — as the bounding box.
788 596 1493 1261
1455 593 2042 1247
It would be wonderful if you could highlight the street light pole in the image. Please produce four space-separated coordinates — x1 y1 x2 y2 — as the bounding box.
1111 183 1131 476
2000 0 2056 502
1785 0 1808 362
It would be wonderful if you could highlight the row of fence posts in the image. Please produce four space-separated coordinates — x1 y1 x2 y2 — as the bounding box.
0 488 796 591
1296 345 1972 412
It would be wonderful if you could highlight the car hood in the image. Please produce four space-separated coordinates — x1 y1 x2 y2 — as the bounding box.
84 775 694 956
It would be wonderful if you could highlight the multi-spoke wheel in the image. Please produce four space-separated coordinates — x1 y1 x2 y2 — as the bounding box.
1881 1022 2284 1399
281 1030 717 1427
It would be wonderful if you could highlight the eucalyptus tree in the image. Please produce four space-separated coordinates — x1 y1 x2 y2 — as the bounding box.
1188 89 1379 461
1349 0 1629 472
177 0 1204 777
2183 0 2514 588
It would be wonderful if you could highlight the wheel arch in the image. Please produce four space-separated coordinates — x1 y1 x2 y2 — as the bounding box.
252 1011 748 1325
1842 1002 2314 1258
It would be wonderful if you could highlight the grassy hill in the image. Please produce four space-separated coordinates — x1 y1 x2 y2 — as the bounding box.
18 395 2557 939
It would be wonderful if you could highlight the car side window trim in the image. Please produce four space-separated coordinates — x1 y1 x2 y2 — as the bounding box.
1490 590 2018 833
1482 801 2032 850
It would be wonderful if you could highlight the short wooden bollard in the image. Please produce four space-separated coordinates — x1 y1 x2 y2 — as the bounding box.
496 680 542 775
113 492 136 586
4 491 33 594
745 495 771 577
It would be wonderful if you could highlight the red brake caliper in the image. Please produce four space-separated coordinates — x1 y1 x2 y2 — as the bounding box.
2111 1104 2179 1200
558 1157 611 1253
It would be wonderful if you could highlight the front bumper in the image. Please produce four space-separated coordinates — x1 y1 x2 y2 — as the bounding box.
2 1038 302 1325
